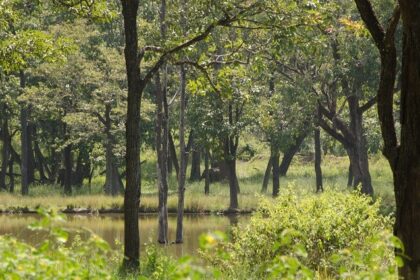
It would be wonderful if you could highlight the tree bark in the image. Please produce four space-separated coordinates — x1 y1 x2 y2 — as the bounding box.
168 132 180 177
279 131 307 176
314 127 323 192
103 104 124 195
155 71 169 245
348 94 373 195
8 156 14 193
189 144 201 181
176 64 187 243
121 0 141 270
20 71 29 196
261 156 272 193
204 147 210 195
63 144 72 195
0 115 10 190
393 4 420 277
272 148 280 197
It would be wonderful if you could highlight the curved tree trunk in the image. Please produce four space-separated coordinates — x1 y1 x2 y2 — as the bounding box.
279 131 307 176
261 156 272 193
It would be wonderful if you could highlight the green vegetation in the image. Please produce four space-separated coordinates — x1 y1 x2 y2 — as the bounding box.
0 193 400 279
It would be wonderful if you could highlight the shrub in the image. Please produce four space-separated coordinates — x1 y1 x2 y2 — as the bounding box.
203 190 399 279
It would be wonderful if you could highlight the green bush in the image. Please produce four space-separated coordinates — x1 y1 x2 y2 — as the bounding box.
0 209 114 279
203 190 400 279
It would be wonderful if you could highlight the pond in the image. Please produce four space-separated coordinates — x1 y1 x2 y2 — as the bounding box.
0 214 249 257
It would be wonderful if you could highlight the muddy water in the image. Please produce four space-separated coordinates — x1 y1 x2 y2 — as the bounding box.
0 214 248 257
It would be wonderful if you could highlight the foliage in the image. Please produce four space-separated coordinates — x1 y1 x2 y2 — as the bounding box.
0 208 114 279
202 191 400 279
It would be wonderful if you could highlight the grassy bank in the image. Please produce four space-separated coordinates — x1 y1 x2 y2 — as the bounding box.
0 154 395 214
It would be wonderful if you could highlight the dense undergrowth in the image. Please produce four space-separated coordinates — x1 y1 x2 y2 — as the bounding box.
0 191 402 279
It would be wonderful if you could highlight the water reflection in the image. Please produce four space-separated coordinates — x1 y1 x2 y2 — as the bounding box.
0 214 248 257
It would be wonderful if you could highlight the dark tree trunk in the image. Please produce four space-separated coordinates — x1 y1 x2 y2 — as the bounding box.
279 131 307 176
272 149 280 198
168 132 179 178
189 144 201 181
393 5 420 277
63 144 72 195
27 123 35 185
314 127 323 192
204 147 210 195
348 94 373 195
176 64 187 243
261 156 272 193
34 138 48 184
20 71 29 196
0 115 10 190
121 0 142 270
8 156 14 193
347 163 353 187
103 104 124 195
155 72 169 245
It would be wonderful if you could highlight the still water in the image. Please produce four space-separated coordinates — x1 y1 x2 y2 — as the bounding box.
0 214 248 257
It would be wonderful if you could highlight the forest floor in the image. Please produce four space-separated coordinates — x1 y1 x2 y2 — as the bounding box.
0 154 395 215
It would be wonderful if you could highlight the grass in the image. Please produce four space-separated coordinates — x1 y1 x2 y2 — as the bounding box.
0 152 395 214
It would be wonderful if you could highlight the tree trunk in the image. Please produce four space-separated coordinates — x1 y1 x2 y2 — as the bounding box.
393 7 420 277
348 94 373 195
189 145 201 181
0 115 10 190
168 132 179 178
272 149 280 198
121 0 141 270
279 131 307 176
155 72 169 245
20 71 29 196
261 156 272 193
176 65 187 243
103 104 124 195
347 163 353 187
314 127 323 192
8 156 14 193
27 123 35 185
63 144 72 195
204 147 210 195
34 137 48 183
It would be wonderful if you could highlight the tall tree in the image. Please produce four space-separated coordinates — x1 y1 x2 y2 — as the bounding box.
354 0 420 278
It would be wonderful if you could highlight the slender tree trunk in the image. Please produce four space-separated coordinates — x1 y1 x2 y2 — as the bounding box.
272 149 280 197
279 131 307 176
204 147 210 195
261 156 272 193
176 65 187 243
314 127 323 192
0 115 10 190
63 144 72 195
27 123 35 185
34 138 48 183
8 156 14 193
168 132 179 178
155 71 169 244
20 71 29 196
121 0 141 270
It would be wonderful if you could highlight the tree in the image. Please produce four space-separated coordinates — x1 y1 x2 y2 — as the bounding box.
354 0 420 278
